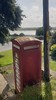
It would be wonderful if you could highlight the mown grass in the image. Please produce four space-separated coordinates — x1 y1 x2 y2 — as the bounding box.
0 50 56 72
50 61 56 71
0 50 13 67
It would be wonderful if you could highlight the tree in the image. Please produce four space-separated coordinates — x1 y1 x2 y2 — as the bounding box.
0 0 24 44
51 44 56 61
51 31 56 45
36 27 43 36
19 33 25 36
36 27 51 37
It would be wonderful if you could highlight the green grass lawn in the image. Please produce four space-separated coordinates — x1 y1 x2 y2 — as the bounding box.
50 61 56 71
0 50 13 67
0 50 56 72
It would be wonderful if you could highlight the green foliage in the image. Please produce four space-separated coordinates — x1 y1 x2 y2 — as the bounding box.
51 44 56 61
51 49 56 61
22 85 42 100
51 44 56 51
21 79 56 100
10 34 19 40
51 32 56 45
19 33 25 36
0 27 10 44
36 27 43 36
36 27 51 40
0 0 24 44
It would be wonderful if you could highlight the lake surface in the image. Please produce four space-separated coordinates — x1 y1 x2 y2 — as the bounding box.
0 30 36 52
10 30 36 35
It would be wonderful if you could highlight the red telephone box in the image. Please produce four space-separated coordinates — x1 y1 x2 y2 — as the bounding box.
12 36 42 93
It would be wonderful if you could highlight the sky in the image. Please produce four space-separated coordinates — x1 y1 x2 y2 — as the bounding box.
16 0 56 28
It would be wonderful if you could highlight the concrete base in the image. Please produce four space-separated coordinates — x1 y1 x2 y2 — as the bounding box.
0 74 8 95
0 73 11 100
0 74 15 100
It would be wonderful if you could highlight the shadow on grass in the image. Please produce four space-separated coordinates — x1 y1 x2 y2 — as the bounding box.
0 69 8 74
0 95 3 100
0 55 4 58
44 82 53 100
0 63 13 67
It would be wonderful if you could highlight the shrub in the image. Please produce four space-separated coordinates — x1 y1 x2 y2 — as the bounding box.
51 44 56 61
50 32 56 45
51 44 56 51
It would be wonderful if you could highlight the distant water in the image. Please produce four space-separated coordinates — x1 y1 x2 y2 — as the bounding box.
10 30 36 35
0 30 36 52
0 30 43 52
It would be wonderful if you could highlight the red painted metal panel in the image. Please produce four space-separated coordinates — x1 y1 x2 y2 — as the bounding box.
12 37 42 93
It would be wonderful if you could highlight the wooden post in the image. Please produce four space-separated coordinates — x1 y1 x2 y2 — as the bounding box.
43 0 50 81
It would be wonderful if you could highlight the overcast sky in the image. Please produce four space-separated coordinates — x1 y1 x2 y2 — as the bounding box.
16 0 56 27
